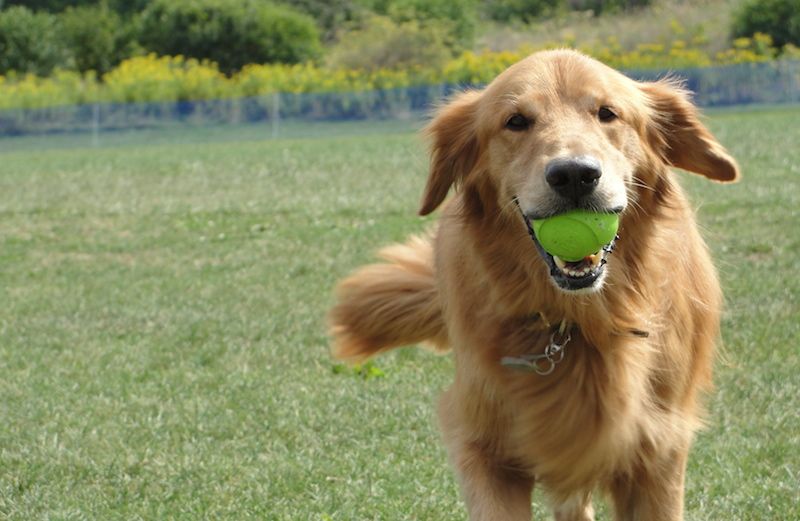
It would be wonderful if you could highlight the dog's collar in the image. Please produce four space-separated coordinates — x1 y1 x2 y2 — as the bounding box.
501 319 572 376
500 320 650 376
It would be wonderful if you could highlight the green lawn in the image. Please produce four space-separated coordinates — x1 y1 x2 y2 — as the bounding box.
0 107 798 520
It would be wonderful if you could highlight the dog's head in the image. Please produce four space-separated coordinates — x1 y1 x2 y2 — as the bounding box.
420 49 739 293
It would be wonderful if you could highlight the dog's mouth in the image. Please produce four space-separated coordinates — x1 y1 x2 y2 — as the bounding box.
531 235 616 291
515 202 618 292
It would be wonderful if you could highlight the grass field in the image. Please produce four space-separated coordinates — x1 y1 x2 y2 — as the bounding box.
0 106 798 520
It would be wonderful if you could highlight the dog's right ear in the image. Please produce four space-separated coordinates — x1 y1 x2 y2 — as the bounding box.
419 90 482 216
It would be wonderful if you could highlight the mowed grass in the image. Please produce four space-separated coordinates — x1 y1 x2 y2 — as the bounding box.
0 107 798 520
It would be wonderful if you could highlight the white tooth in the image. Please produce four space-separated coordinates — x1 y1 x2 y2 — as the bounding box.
554 256 567 271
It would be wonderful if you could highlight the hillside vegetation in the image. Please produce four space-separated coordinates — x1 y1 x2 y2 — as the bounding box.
481 0 745 55
1 0 799 109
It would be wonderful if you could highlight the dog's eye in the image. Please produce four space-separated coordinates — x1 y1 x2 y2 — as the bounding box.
505 114 531 131
598 106 618 122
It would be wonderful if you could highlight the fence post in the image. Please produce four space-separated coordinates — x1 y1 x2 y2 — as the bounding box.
91 103 100 147
271 92 280 139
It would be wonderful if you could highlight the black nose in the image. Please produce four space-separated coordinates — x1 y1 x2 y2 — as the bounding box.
545 156 602 201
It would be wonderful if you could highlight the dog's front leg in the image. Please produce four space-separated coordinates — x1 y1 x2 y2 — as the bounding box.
452 443 534 521
438 391 534 521
608 446 688 521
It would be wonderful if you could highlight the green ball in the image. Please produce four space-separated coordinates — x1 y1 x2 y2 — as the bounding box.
531 210 619 262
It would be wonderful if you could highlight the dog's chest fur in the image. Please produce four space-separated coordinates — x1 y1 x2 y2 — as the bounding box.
447 320 662 496
436 207 687 497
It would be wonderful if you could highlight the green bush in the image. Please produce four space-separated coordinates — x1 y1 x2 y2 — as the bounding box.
326 15 452 71
105 0 153 16
0 6 70 75
484 0 563 23
60 4 140 74
139 0 322 73
483 0 652 22
2 0 153 15
280 0 368 41
1 0 95 11
733 0 800 48
570 0 653 14
367 0 478 51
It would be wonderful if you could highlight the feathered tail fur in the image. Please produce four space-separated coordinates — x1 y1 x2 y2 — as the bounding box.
328 234 448 361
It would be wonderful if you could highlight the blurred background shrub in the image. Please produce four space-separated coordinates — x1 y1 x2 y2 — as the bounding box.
280 0 370 42
484 0 563 23
365 0 478 51
326 15 453 71
568 0 653 15
138 0 322 73
0 7 69 75
102 54 229 103
60 4 140 75
732 0 800 49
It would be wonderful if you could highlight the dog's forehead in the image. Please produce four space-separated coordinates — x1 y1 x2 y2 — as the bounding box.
483 50 635 109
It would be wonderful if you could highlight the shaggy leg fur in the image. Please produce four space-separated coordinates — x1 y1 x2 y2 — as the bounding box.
609 447 688 521
438 391 535 521
454 449 534 521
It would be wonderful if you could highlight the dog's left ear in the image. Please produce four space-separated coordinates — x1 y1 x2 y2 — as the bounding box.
641 81 739 182
419 90 482 215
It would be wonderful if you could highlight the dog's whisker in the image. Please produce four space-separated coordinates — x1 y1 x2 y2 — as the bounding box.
626 197 646 216
629 179 656 192
501 196 524 217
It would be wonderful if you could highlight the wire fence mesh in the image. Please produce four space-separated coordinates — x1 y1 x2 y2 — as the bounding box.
1 60 798 151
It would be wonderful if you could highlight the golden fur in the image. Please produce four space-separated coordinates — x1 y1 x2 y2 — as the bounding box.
328 50 739 520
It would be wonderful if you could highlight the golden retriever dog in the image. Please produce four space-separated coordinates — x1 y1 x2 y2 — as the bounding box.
328 49 739 520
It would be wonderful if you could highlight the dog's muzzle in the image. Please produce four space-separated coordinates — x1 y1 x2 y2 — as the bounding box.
515 199 618 292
